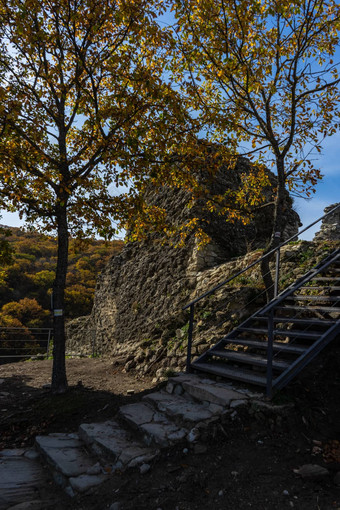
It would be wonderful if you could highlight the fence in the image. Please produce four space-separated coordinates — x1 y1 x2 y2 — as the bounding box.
0 327 53 363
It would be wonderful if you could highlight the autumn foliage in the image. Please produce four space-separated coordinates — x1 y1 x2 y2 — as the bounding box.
0 227 123 325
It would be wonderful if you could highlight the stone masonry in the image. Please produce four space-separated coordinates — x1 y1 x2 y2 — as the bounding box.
314 203 340 242
66 157 300 360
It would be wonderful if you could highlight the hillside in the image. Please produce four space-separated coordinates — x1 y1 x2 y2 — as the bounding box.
0 226 124 329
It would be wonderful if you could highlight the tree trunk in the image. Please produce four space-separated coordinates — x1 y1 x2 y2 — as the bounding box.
51 205 69 394
261 155 287 302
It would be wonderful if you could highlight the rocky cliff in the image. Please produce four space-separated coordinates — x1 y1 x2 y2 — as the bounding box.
66 157 301 369
314 203 340 242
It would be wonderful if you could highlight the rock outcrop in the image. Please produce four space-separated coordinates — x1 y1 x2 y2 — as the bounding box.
313 203 340 242
66 157 301 365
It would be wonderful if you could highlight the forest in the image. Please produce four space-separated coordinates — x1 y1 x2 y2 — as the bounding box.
0 226 123 330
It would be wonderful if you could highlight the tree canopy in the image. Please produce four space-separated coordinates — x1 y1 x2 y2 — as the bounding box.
172 0 340 296
0 0 198 392
0 0 198 237
173 0 340 220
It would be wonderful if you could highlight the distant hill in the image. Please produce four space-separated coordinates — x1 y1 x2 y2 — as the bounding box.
0 226 124 329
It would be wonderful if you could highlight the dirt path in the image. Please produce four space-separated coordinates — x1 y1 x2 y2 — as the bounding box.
0 355 340 509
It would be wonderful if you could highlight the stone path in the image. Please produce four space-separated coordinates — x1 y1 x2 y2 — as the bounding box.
0 449 55 510
0 373 265 509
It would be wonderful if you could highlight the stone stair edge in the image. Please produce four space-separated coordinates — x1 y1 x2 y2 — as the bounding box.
34 432 109 496
78 420 160 469
3 371 299 504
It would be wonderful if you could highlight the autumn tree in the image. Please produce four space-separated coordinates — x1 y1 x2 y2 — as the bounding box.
0 225 13 265
0 297 50 329
173 0 340 297
0 0 197 393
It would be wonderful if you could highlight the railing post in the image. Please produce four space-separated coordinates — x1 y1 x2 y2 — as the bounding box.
186 304 195 373
92 329 96 357
273 231 281 298
46 329 52 357
274 246 281 298
266 309 274 398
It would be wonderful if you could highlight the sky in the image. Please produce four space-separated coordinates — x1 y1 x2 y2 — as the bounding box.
292 134 339 240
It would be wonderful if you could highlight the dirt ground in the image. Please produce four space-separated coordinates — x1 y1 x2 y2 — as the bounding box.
0 350 340 510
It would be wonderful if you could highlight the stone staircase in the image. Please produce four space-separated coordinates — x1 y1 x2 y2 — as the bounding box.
0 373 263 508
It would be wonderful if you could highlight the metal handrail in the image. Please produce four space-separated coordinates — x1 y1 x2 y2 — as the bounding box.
183 203 339 309
183 202 340 385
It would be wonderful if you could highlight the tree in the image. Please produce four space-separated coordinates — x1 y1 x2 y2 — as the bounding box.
0 225 13 265
0 297 50 328
0 0 197 393
173 0 340 297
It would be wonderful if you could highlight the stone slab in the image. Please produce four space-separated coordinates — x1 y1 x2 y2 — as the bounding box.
69 473 108 493
120 446 158 468
182 381 246 406
143 391 214 423
119 402 187 447
79 421 126 461
35 434 96 478
140 422 187 447
79 420 158 467
0 449 26 457
0 455 48 510
119 402 167 427
230 399 248 409
36 434 82 449
168 373 210 386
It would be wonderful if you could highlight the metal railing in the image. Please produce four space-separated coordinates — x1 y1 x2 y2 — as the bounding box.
0 327 53 362
260 247 340 395
183 203 340 384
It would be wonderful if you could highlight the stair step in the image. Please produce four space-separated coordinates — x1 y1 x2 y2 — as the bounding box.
78 421 158 469
191 361 267 387
311 277 340 281
208 348 290 371
237 327 320 339
179 379 249 406
143 391 214 424
255 316 336 326
300 286 340 291
275 305 340 313
119 402 187 447
35 433 108 494
222 337 307 354
286 295 340 302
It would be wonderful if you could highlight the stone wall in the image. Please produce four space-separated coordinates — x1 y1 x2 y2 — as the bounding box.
66 157 300 361
314 203 340 242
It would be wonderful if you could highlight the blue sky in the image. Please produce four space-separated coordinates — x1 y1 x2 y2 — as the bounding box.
293 134 339 240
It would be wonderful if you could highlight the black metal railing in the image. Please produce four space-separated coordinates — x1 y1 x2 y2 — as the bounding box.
259 246 340 395
0 327 53 363
183 203 340 393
